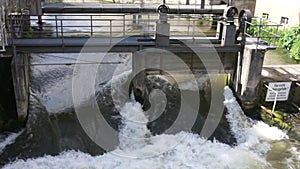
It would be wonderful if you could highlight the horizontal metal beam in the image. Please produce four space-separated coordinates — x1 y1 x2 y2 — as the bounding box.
42 3 224 14
6 37 241 54
6 45 242 53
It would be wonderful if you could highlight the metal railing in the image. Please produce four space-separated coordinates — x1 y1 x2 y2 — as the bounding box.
244 17 282 47
7 13 217 41
43 0 220 8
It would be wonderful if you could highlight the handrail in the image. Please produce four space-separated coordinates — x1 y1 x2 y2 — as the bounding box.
42 2 225 14
243 17 282 47
7 13 217 42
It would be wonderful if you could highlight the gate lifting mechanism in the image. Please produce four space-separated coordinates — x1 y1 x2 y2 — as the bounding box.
216 6 253 47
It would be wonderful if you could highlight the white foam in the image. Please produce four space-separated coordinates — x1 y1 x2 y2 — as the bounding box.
224 86 288 145
3 132 269 169
0 130 23 154
3 87 293 169
118 102 151 151
109 70 132 111
178 76 209 91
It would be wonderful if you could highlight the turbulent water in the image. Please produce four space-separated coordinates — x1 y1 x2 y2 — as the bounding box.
0 53 299 168
1 86 298 169
0 131 23 154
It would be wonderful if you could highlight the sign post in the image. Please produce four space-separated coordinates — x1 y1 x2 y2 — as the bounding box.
265 82 292 102
265 82 292 114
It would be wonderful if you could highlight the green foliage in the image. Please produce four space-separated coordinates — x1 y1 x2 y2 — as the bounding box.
247 18 277 44
27 27 34 38
278 25 300 50
290 37 300 60
196 17 211 26
277 24 300 61
197 20 204 26
249 19 300 61
247 18 267 36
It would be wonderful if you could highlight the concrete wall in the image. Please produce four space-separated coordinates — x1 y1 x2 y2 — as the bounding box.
11 52 30 121
255 0 300 26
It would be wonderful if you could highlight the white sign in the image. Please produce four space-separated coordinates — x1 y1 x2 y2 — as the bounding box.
265 82 292 102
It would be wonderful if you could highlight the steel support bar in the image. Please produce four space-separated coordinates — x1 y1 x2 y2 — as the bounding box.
42 3 224 14
6 37 241 53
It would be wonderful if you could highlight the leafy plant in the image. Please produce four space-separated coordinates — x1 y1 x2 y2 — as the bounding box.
197 20 204 26
247 18 277 44
290 37 300 60
27 27 34 38
247 18 267 36
278 25 300 50
249 19 300 62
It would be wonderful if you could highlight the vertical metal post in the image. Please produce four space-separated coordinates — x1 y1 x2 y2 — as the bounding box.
38 15 43 30
90 15 93 37
264 84 278 114
235 52 242 92
257 18 262 45
123 15 125 36
201 0 205 9
60 20 64 46
177 0 180 13
10 15 15 38
192 20 195 42
274 25 279 46
55 15 58 38
110 19 112 44
191 53 194 71
188 22 190 35
147 14 150 35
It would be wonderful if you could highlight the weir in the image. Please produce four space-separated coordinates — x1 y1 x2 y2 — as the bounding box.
0 1 280 124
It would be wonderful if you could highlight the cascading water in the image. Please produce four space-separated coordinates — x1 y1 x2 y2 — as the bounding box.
1 86 294 169
0 130 23 154
0 53 299 169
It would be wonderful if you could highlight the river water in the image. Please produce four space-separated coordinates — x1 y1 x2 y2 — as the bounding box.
0 5 300 168
0 52 299 169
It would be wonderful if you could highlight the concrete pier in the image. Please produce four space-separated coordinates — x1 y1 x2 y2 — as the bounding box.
237 45 266 103
11 51 29 121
